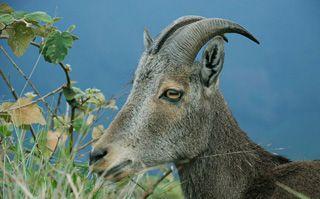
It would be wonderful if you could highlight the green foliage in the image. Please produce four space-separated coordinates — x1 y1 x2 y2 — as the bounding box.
63 86 84 102
0 123 12 136
0 3 77 60
33 25 56 37
40 31 76 64
24 11 53 24
12 11 28 20
0 3 13 14
0 13 14 25
67 24 76 33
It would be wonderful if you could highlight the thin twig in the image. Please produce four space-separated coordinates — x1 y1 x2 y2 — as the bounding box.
2 85 65 112
54 92 63 116
32 42 70 88
142 168 173 199
59 62 71 88
0 68 18 99
19 51 42 96
199 150 257 159
51 92 63 129
30 41 71 88
76 138 99 151
0 45 51 108
130 178 147 192
0 45 65 125
0 68 37 143
29 41 75 140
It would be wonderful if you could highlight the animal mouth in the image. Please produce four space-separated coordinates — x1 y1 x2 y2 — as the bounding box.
97 160 133 180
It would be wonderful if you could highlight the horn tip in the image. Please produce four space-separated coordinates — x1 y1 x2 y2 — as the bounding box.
221 35 229 43
251 36 260 45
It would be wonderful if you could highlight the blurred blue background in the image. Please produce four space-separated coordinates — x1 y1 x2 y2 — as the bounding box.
1 0 319 160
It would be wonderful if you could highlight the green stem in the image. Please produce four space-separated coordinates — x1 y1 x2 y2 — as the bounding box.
68 106 76 153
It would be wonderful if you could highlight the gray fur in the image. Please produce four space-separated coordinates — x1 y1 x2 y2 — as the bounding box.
90 16 320 198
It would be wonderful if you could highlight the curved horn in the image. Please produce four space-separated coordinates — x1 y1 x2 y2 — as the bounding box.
161 18 259 64
150 15 205 54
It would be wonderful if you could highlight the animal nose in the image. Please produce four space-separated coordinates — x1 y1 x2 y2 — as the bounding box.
89 148 108 165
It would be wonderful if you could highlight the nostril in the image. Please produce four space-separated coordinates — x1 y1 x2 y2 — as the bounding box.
89 148 108 165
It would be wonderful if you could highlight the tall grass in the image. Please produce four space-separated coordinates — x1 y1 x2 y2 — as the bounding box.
0 123 183 198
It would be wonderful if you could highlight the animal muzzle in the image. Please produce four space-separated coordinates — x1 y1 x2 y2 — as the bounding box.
89 148 108 165
89 147 134 181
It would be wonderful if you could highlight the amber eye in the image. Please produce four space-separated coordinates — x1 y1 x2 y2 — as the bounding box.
160 89 184 103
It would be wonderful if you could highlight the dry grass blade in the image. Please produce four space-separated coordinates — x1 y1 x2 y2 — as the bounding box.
276 182 310 199
66 173 80 199
0 164 34 198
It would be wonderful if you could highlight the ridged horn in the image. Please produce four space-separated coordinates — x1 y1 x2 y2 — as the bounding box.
161 18 259 64
149 15 205 54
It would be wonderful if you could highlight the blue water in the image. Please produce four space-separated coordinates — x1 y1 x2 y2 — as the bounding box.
1 0 320 160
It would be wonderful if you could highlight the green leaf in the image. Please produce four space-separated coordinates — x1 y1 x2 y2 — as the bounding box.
70 34 79 40
12 11 28 20
84 88 106 106
40 31 74 63
7 22 35 56
63 86 78 101
63 86 84 107
67 24 76 33
0 124 12 137
73 117 83 132
73 117 90 133
0 13 14 25
34 25 56 38
24 11 53 24
0 3 14 15
53 17 62 23
53 116 68 131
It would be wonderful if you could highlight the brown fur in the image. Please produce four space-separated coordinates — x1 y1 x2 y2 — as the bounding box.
178 91 320 198
245 161 320 198
90 17 320 198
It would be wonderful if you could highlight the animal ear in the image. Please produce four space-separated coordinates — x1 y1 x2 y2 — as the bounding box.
200 36 225 88
143 28 153 50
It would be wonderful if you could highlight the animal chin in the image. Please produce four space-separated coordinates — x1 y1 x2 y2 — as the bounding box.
97 160 133 181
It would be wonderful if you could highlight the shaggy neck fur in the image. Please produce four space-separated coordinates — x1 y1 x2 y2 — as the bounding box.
177 91 288 199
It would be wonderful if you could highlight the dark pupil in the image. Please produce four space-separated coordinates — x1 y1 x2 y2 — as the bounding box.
167 90 180 98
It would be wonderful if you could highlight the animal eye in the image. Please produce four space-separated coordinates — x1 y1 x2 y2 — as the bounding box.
160 89 183 102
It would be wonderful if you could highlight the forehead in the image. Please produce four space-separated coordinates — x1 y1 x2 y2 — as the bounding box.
134 54 198 85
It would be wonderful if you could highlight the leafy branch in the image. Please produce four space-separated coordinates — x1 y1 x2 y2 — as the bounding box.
0 85 64 112
0 68 37 141
0 3 117 154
